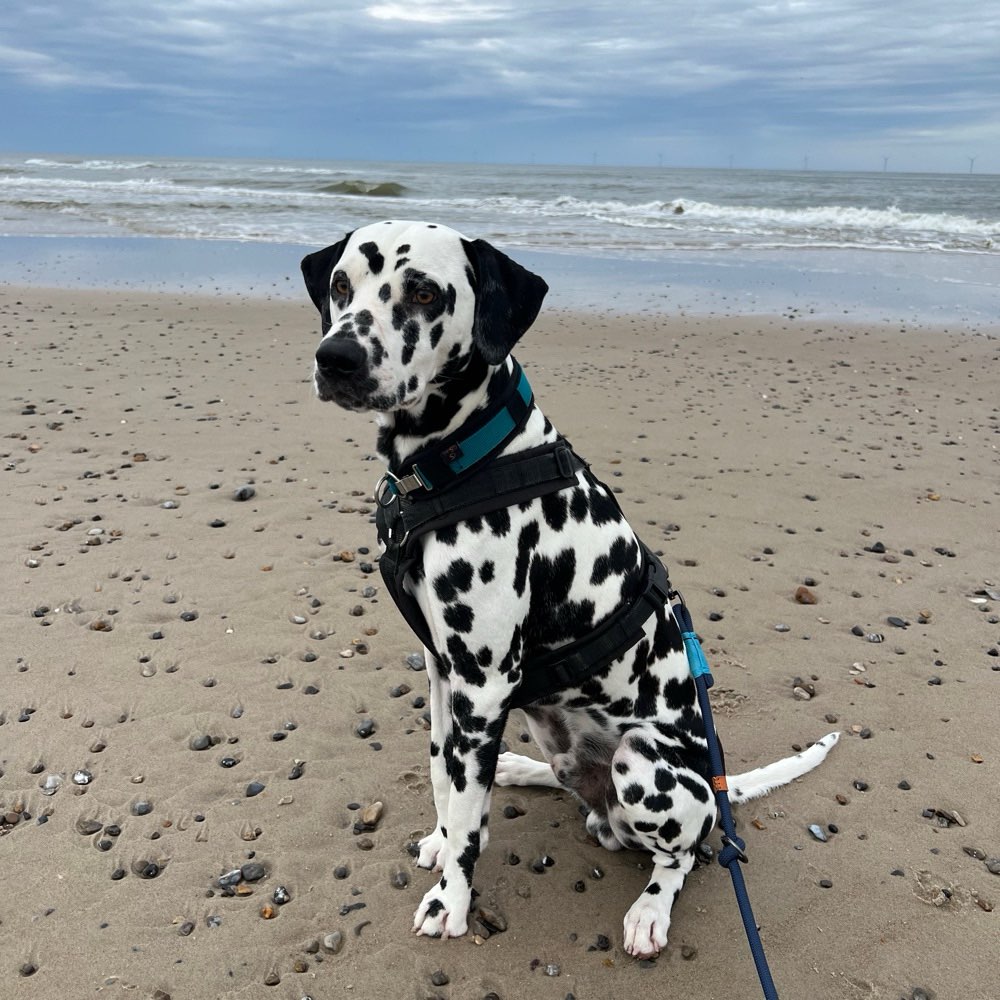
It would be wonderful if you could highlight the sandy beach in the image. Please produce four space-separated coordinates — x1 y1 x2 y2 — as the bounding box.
2 283 998 1000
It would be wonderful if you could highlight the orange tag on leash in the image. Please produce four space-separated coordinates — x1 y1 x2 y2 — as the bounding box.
712 775 729 793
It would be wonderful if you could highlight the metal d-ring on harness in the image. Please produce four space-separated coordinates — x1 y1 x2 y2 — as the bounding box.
672 590 781 1000
372 360 780 996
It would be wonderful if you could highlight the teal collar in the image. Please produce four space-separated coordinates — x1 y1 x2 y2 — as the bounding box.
378 361 533 500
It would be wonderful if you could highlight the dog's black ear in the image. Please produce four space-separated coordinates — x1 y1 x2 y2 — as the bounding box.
462 238 548 364
301 233 354 312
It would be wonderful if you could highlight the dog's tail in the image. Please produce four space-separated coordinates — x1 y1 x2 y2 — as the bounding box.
726 731 840 804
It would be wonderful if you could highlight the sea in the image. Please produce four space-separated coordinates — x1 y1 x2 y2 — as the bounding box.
2 153 998 322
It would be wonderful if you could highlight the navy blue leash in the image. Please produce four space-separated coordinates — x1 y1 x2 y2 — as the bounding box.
672 590 780 1000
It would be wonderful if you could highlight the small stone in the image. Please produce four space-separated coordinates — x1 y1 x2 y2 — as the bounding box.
246 781 266 797
241 862 267 882
189 734 211 751
681 944 698 960
132 800 153 816
406 652 426 670
260 904 277 919
360 801 384 828
135 860 160 879
72 769 93 785
178 921 195 936
887 615 908 628
430 971 450 987
391 871 409 889
76 818 103 835
218 869 242 888
795 586 818 605
818 879 833 889
273 885 291 905
808 824 828 842
355 719 376 739
476 905 508 933
233 485 256 501
792 686 812 701
544 963 561 977
322 931 344 953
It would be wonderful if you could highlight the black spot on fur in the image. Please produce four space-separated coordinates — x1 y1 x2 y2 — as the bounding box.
444 603 474 633
484 508 511 537
658 817 682 842
378 282 391 302
622 782 645 805
677 772 710 803
358 242 384 274
479 560 495 584
446 559 474 592
456 830 481 882
541 491 569 531
588 487 621 526
654 767 677 792
661 675 693 711
644 882 662 895
569 488 589 523
451 690 487 732
436 524 459 546
513 521 540 596
643 792 672 812
446 633 487 686
629 736 660 763
635 671 660 718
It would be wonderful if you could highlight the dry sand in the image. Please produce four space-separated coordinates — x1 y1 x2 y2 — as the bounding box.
2 285 998 1000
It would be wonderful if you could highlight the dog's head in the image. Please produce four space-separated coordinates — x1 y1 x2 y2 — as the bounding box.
302 221 548 413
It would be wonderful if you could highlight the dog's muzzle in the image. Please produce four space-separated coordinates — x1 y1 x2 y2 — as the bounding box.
313 335 379 408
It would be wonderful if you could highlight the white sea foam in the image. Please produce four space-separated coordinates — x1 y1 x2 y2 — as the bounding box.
2 154 997 255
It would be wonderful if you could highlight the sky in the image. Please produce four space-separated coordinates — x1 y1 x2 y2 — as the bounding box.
2 1 998 173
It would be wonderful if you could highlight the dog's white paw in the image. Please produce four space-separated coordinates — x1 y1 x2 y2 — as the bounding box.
413 881 470 939
494 751 558 788
416 828 449 870
622 896 672 959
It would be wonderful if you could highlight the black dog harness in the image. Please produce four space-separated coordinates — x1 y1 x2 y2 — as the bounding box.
374 362 671 710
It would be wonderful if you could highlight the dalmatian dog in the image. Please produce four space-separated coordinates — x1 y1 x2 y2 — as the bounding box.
302 220 838 959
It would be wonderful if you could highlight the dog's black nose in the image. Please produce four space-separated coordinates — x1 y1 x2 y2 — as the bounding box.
316 337 366 377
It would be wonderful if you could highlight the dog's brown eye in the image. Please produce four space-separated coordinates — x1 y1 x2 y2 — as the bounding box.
333 278 350 297
414 288 437 306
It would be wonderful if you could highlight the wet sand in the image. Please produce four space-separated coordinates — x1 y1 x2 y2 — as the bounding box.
2 285 998 1000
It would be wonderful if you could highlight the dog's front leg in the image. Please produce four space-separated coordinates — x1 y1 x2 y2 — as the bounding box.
416 647 452 870
413 678 508 939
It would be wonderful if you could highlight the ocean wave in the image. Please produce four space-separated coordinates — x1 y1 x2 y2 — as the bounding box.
316 180 409 197
24 157 158 171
